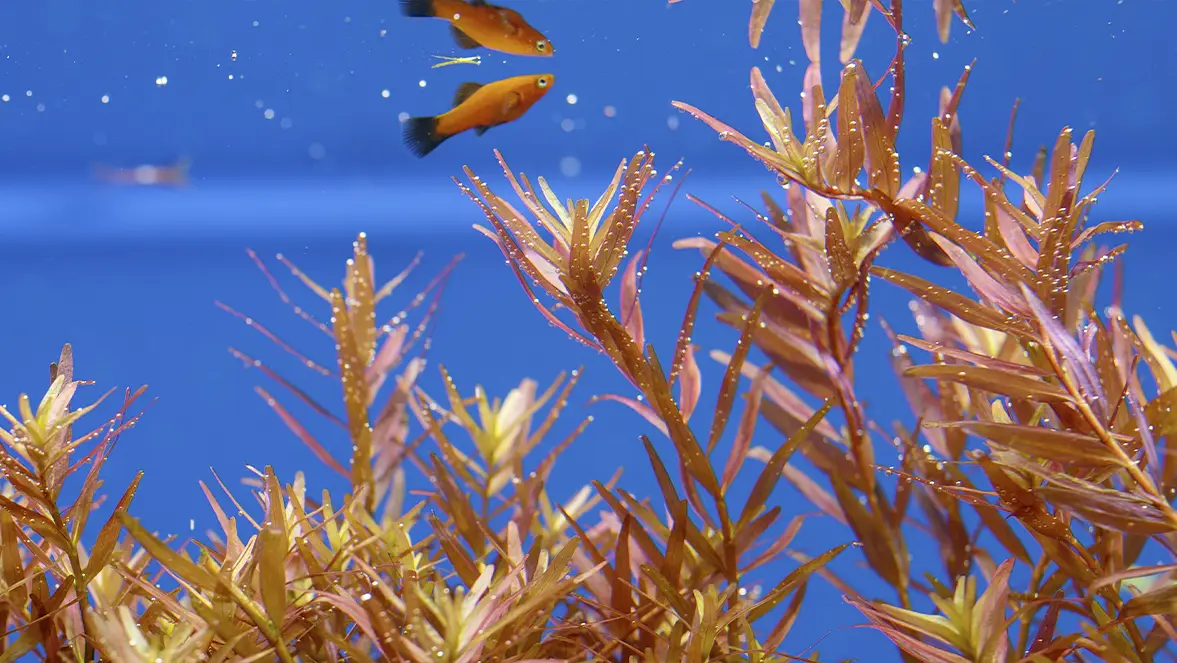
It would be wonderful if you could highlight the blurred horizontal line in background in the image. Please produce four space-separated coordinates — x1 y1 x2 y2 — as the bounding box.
1 168 1170 245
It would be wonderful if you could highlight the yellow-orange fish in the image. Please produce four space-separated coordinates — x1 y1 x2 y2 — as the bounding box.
399 0 554 57
403 74 555 157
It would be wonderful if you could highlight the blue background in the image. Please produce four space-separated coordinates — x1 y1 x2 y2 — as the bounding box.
2 0 1176 659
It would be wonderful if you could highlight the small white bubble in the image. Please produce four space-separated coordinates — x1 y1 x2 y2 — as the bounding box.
1 95 10 103
565 93 578 105
932 51 940 60
155 76 168 86
280 117 292 129
35 103 44 112
418 79 427 88
397 111 410 123
252 20 259 27
100 94 110 104
560 118 574 132
308 142 326 159
603 105 616 118
381 89 390 98
25 90 32 97
263 108 275 119
230 49 238 61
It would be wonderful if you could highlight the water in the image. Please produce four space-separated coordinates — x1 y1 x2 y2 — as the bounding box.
2 0 1176 660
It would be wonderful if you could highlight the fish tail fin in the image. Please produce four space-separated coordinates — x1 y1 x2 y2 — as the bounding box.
174 156 192 185
403 116 448 158
398 0 436 17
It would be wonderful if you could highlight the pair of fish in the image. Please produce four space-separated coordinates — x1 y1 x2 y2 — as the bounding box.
399 0 556 157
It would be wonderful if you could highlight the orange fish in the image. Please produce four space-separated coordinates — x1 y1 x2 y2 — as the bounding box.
403 73 554 157
399 0 554 57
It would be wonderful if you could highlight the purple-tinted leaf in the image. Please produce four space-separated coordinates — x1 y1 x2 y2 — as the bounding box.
1020 283 1108 421
620 250 646 349
839 1 871 63
799 0 822 63
929 234 1031 317
872 267 1036 340
591 394 669 438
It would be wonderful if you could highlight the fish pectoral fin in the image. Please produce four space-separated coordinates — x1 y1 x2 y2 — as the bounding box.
452 82 483 108
473 125 493 136
500 91 524 116
450 24 483 49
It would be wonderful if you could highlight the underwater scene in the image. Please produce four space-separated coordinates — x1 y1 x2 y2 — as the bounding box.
2 0 1177 661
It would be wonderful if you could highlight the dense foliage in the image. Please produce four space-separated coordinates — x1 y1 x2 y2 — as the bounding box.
2 0 1174 661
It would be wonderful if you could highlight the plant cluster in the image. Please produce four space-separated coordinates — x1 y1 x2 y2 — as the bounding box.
0 1 1174 662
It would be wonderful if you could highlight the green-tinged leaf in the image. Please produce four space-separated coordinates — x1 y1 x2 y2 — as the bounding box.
119 513 219 588
738 400 834 527
935 421 1124 467
427 514 480 587
708 290 768 454
258 524 288 629
905 364 1073 403
0 495 70 551
0 626 42 663
83 471 143 584
1122 582 1177 620
748 542 852 622
831 476 901 587
640 564 695 619
611 514 634 625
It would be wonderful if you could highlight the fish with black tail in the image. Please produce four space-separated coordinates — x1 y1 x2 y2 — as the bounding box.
403 73 555 158
399 0 554 57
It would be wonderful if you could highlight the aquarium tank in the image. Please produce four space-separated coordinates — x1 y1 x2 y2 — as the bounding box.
2 0 1177 661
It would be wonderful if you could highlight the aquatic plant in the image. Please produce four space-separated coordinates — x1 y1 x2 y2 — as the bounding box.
0 0 1174 661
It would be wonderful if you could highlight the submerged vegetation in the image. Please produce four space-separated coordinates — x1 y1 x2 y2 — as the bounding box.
1 0 1174 661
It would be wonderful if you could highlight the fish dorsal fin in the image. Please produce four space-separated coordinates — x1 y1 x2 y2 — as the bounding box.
469 0 486 5
450 24 482 49
453 82 483 108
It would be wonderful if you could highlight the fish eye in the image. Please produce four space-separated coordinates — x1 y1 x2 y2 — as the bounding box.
537 77 549 88
535 40 547 52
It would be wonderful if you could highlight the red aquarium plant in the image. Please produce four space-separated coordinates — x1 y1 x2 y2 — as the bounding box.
0 0 1175 662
